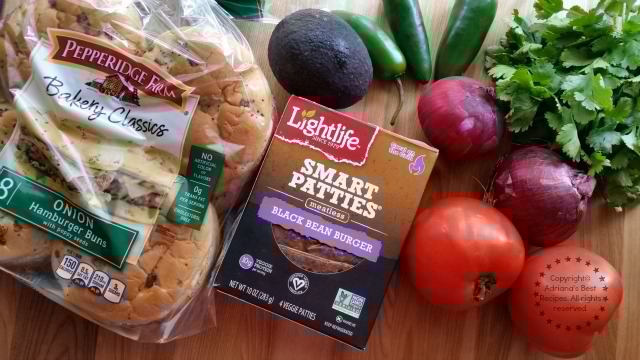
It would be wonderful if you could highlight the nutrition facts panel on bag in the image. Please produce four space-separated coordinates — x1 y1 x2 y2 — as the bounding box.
55 255 126 304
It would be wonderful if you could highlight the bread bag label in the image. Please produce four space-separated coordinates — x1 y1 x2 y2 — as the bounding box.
215 96 439 349
167 145 225 230
0 30 206 268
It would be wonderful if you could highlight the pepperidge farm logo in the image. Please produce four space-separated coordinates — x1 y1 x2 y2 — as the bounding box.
332 288 365 319
276 97 379 166
48 29 194 110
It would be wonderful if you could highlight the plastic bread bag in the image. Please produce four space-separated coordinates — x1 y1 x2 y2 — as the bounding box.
215 0 277 22
0 0 275 342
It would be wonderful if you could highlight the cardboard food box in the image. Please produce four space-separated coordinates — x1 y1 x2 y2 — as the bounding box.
215 96 438 349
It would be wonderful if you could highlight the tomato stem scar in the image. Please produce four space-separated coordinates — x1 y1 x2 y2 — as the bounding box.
473 273 498 302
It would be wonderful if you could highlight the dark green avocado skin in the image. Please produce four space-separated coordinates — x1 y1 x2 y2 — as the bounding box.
268 9 373 109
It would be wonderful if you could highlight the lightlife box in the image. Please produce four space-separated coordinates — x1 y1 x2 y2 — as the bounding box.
214 96 438 349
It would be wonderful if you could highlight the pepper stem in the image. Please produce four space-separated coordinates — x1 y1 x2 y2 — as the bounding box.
390 78 404 127
473 273 498 303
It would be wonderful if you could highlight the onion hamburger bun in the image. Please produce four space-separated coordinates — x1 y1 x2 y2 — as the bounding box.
51 202 220 325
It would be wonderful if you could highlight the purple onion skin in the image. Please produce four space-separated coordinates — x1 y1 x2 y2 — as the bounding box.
418 77 504 160
493 147 596 247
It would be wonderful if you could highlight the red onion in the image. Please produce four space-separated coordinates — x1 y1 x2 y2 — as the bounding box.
492 147 596 247
418 77 504 160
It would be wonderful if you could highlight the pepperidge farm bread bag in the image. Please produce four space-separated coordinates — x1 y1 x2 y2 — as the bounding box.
0 0 274 342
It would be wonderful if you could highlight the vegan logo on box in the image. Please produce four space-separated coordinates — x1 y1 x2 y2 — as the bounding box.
276 97 379 166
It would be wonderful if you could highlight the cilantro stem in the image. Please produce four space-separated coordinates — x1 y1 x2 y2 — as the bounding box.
624 3 629 23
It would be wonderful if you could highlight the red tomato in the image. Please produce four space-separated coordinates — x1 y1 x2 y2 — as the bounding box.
510 246 623 358
402 197 525 310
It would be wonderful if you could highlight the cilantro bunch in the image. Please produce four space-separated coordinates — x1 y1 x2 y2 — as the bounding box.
486 0 640 208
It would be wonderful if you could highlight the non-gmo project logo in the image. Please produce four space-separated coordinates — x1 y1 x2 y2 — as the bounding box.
288 273 309 295
332 288 365 319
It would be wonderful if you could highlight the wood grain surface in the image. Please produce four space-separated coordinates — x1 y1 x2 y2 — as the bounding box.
1 0 639 359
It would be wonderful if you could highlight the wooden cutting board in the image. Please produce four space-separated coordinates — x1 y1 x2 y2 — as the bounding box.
1 1 639 359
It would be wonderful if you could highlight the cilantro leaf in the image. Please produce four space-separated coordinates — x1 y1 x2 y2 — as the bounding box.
562 73 614 111
509 10 537 45
510 68 534 87
516 43 543 55
606 97 634 121
587 124 622 153
603 74 623 89
488 65 517 80
580 58 610 73
614 170 634 187
567 4 587 18
534 0 564 19
623 15 640 33
607 39 640 70
569 8 603 27
546 111 565 130
560 48 598 67
496 80 518 101
608 66 630 77
606 183 638 207
530 60 563 92
588 151 611 176
557 123 582 160
568 97 597 124
604 1 625 17
509 92 540 132
622 126 640 154
623 81 640 96
547 107 575 130
611 149 632 169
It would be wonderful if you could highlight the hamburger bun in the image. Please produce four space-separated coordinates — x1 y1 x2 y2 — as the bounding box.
0 138 69 271
0 101 17 150
51 202 220 325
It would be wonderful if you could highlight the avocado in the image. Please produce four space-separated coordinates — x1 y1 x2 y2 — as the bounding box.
268 9 373 109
